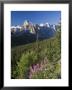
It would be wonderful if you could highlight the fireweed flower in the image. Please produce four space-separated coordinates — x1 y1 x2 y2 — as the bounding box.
29 57 49 78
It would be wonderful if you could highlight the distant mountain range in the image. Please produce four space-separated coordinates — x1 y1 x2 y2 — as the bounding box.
11 20 56 34
11 20 60 47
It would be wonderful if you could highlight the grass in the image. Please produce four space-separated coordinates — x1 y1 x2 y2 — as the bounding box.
11 29 61 79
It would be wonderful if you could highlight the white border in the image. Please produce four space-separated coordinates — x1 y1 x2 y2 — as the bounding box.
4 4 69 87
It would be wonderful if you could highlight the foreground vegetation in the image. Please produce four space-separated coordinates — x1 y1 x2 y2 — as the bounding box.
11 29 61 79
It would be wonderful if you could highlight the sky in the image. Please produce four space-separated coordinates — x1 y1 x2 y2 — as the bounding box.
11 11 61 26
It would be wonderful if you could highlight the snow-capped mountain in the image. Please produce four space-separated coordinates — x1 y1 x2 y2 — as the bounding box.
39 23 44 27
11 20 56 47
39 23 50 28
11 20 56 35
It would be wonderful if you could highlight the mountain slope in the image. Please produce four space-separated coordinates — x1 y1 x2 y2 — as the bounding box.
11 30 61 79
11 27 55 47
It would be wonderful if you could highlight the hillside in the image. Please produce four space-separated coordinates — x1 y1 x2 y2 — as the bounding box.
11 27 55 47
11 29 61 79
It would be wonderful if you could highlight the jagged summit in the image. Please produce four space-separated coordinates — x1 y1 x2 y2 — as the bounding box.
23 20 29 28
